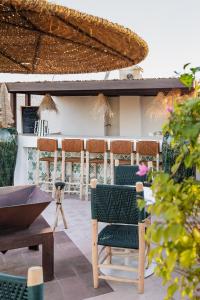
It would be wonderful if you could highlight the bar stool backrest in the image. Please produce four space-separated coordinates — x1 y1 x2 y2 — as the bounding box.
86 139 107 153
110 140 133 154
37 138 58 152
62 139 84 152
136 141 159 156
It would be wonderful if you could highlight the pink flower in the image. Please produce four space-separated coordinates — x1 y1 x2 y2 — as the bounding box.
166 105 173 113
136 164 149 176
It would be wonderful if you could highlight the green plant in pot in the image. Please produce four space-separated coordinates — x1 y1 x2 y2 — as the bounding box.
139 65 200 299
0 83 17 186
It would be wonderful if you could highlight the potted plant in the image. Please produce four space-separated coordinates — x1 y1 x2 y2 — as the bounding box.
0 83 17 186
139 65 200 299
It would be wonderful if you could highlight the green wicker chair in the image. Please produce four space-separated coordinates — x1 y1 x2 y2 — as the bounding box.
0 266 44 300
114 165 148 186
90 179 148 294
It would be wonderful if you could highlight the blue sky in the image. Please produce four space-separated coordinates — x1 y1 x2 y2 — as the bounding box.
1 0 200 82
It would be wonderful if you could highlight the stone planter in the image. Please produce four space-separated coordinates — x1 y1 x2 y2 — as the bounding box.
0 128 18 187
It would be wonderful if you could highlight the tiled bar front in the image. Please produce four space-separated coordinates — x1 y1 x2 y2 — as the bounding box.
14 134 162 187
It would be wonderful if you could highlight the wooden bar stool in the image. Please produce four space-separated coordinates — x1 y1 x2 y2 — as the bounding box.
85 139 108 200
136 141 160 171
61 139 84 199
110 140 134 184
35 138 59 195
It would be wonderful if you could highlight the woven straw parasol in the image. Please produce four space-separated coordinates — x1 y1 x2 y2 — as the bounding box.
0 0 148 74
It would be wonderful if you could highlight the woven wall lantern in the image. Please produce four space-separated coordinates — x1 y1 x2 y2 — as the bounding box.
0 0 148 74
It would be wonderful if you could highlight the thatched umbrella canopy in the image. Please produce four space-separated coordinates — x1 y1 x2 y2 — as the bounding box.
0 0 148 74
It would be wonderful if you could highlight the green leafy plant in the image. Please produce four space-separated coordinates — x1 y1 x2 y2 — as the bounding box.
146 66 200 299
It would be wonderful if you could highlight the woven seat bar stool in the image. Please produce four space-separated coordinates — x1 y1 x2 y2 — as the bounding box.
90 179 150 294
0 266 44 300
61 139 84 199
85 139 108 201
110 140 134 184
35 138 59 196
136 141 160 171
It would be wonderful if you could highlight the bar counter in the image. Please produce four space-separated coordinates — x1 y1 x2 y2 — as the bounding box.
14 134 162 186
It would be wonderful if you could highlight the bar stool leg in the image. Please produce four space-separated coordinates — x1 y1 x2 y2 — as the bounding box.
85 151 89 200
52 150 58 197
156 153 159 171
61 150 66 200
46 161 50 191
61 150 66 182
131 153 134 165
35 149 40 186
103 152 107 184
68 162 73 194
80 150 84 200
93 163 97 179
136 153 140 165
110 152 114 185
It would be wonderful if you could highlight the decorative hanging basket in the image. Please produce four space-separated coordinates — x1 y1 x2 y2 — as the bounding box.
92 93 113 120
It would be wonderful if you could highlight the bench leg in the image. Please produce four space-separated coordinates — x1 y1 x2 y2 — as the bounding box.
42 233 54 282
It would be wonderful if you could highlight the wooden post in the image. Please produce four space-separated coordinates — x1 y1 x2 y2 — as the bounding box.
138 222 145 294
91 179 99 287
10 93 17 127
90 178 97 189
27 266 43 287
114 159 119 167
91 219 99 288
136 182 143 193
25 94 31 106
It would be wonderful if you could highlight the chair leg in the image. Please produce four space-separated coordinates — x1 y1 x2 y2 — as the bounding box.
92 220 99 288
105 246 112 264
138 222 145 294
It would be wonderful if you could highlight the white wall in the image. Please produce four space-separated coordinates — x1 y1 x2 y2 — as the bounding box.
119 96 142 137
16 94 166 137
140 96 166 136
40 95 104 136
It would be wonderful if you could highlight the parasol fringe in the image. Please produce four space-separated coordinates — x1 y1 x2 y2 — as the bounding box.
0 83 14 128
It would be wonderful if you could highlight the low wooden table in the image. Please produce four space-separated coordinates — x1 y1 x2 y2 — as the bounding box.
0 216 54 282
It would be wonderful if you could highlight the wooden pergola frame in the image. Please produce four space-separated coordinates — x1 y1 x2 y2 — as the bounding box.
7 78 188 127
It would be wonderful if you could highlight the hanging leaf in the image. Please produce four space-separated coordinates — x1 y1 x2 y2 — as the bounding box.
183 63 191 70
179 73 194 88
